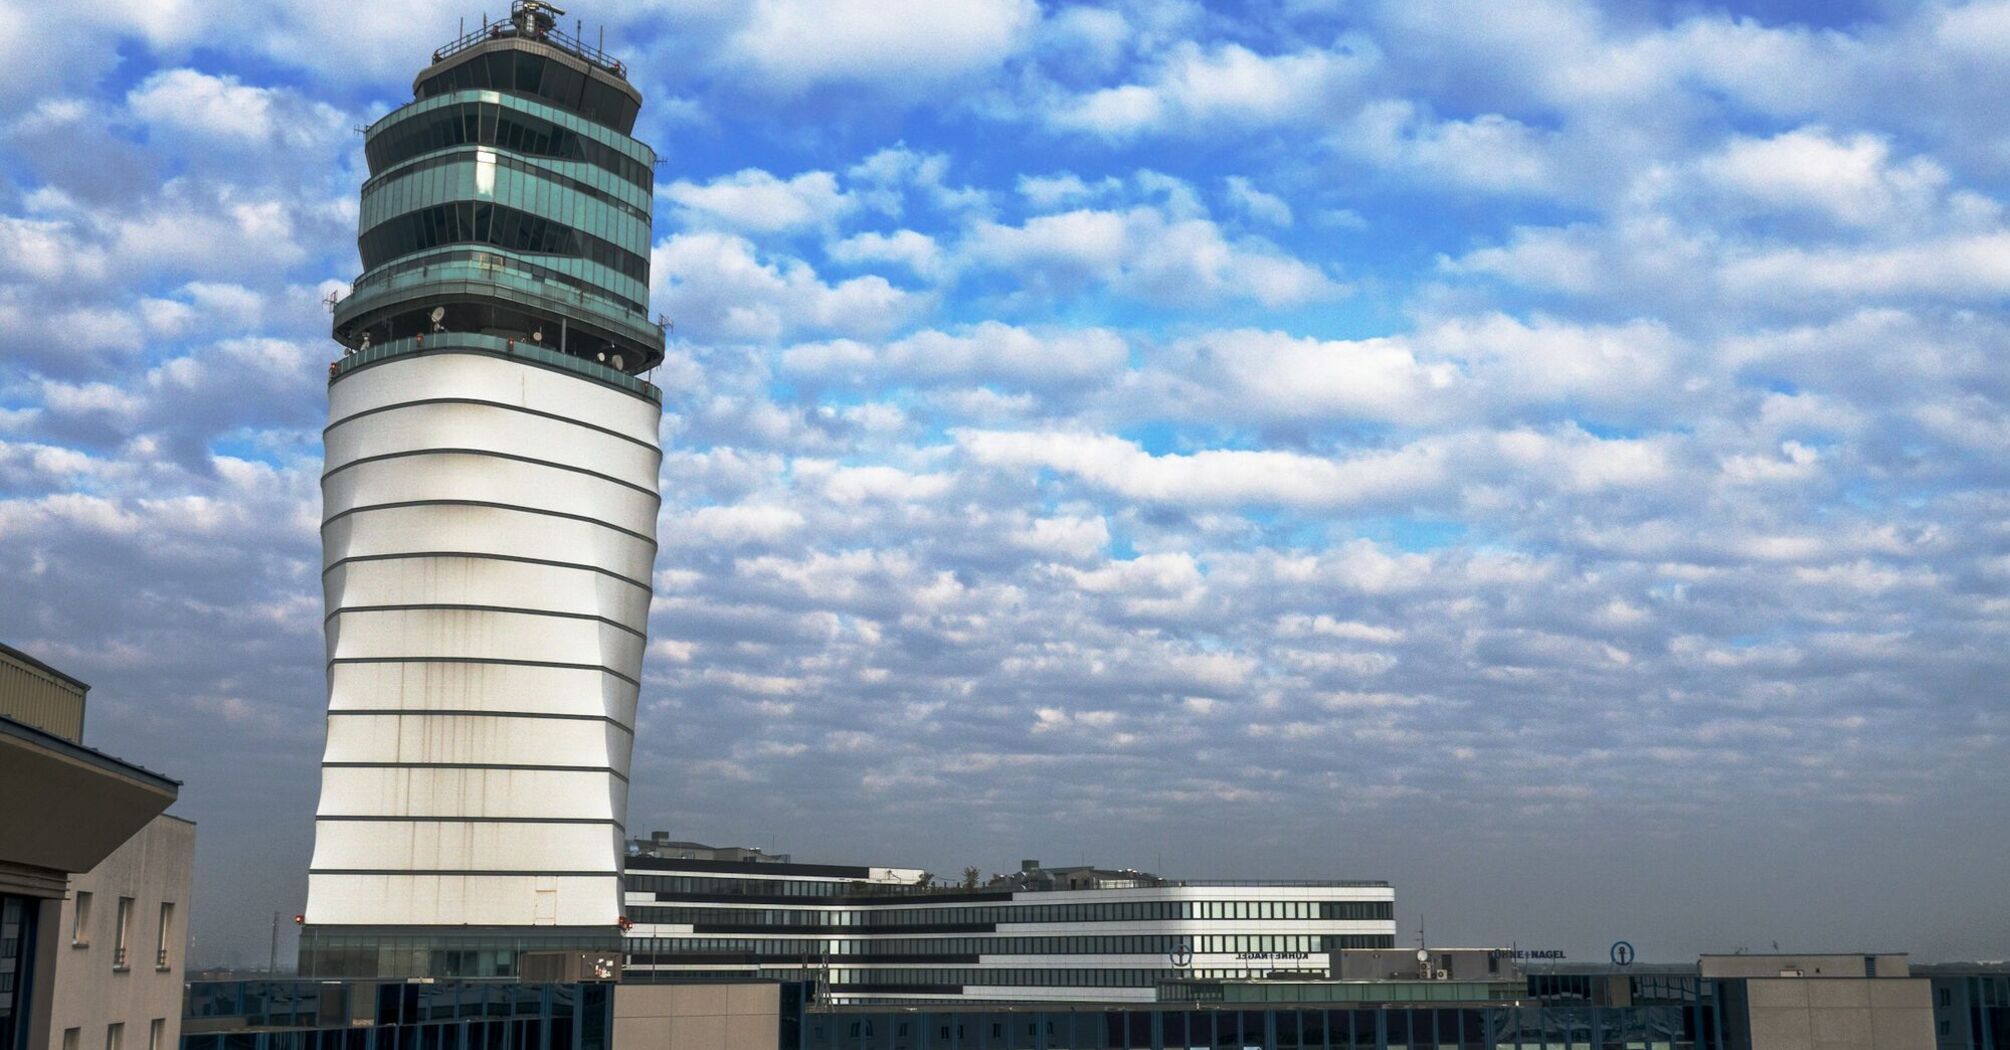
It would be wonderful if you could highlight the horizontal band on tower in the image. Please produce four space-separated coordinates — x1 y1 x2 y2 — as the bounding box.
322 499 658 544
327 709 634 732
314 815 626 826
321 761 629 782
324 604 648 640
328 656 641 688
322 447 662 501
325 551 651 592
326 396 662 452
308 869 622 877
331 347 661 406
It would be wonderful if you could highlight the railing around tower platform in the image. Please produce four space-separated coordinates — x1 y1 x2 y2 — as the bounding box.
330 331 661 404
431 7 629 79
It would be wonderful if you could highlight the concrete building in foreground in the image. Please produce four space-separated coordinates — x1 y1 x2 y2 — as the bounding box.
41 817 195 1050
0 643 192 1050
1700 953 1933 1049
300 0 665 977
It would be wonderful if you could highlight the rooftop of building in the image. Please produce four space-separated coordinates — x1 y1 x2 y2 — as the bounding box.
0 711 178 789
628 834 793 864
0 712 181 894
0 640 90 692
1913 961 2010 974
624 840 1388 892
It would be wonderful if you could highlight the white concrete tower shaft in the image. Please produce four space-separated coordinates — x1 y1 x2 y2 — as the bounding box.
306 351 660 937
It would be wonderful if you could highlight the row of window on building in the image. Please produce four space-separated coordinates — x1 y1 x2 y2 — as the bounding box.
625 874 897 898
358 202 649 286
630 899 1394 928
627 934 1388 957
365 101 652 188
357 145 648 256
347 249 650 318
182 981 612 1050
802 1004 1699 1050
414 49 643 134
821 968 1320 989
365 150 649 224
59 1019 168 1050
70 893 175 971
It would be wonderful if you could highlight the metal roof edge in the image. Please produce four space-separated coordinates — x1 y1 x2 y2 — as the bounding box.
0 640 90 692
0 714 180 791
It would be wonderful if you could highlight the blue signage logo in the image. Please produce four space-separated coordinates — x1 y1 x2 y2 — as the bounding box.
1170 941 1194 969
1611 941 1635 966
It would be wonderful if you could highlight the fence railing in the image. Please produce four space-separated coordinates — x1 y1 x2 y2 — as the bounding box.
343 251 653 322
330 332 660 404
431 14 628 78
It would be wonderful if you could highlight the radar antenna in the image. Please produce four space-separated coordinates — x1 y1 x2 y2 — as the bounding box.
512 0 565 37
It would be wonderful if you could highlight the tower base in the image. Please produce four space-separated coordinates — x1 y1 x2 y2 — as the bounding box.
298 925 623 980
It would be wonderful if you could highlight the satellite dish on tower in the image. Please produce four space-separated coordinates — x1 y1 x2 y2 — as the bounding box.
429 306 446 332
611 354 624 370
1416 949 1430 963
531 328 544 343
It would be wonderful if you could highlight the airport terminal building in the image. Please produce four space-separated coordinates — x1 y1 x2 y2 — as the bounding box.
619 842 1398 1004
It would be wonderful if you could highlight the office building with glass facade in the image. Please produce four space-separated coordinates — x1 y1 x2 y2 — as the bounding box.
182 981 616 1050
301 0 665 978
619 848 1397 1004
181 979 791 1050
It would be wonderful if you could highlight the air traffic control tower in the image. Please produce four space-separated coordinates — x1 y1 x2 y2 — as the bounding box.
302 1 663 978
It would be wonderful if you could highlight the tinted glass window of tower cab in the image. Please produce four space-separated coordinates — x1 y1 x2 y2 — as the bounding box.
417 2 640 133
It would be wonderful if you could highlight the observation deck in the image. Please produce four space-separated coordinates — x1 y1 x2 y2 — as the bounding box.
329 0 663 389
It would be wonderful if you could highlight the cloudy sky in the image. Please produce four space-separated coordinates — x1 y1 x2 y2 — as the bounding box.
5 0 2009 966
